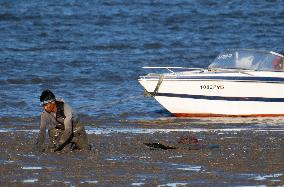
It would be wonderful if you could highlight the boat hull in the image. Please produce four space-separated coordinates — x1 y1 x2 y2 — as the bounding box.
155 96 284 117
139 73 284 117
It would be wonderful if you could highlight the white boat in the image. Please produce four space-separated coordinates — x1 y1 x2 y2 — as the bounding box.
138 49 284 117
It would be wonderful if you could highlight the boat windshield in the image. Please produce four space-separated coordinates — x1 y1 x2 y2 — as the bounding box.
209 49 284 71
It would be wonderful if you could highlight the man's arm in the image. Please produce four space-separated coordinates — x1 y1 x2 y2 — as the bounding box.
35 112 47 151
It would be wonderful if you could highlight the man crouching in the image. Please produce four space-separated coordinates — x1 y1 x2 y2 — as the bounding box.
35 89 90 152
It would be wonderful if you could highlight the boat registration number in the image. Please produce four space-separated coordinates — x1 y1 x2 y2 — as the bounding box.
200 85 224 90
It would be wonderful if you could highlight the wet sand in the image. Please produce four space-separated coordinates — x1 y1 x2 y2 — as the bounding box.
0 121 283 186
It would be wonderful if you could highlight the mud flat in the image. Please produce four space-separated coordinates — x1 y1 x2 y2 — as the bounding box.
0 121 283 186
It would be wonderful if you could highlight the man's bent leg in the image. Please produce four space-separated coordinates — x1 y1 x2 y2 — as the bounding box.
72 125 90 150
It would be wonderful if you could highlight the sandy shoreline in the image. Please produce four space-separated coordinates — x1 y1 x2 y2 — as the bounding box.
0 122 283 186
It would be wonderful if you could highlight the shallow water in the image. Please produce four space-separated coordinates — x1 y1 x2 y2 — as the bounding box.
1 0 284 121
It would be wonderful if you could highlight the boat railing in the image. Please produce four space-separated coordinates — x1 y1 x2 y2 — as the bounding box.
142 67 204 74
143 66 254 76
142 66 284 77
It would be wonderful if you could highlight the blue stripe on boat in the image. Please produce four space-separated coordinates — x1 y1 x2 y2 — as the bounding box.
152 93 284 102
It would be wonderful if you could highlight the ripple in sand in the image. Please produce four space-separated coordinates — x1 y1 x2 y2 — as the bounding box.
22 178 38 183
132 182 145 186
80 180 98 184
176 165 202 172
22 166 42 170
158 183 188 187
249 173 283 181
